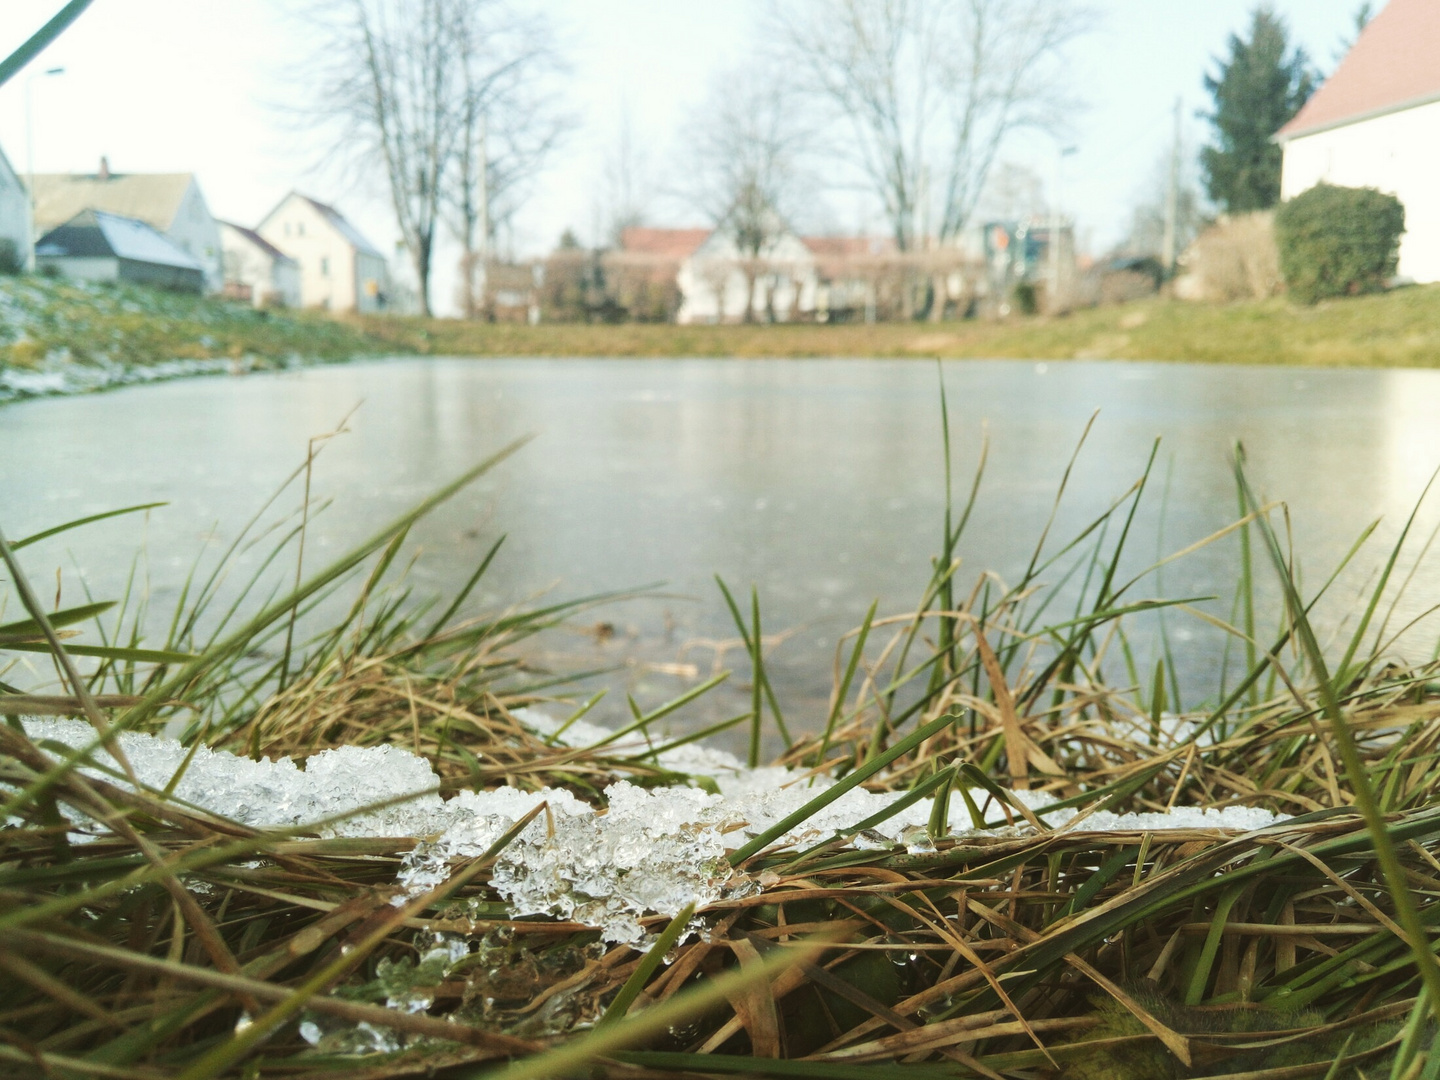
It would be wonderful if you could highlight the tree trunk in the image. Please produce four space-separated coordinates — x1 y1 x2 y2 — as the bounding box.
413 232 433 318
928 272 947 322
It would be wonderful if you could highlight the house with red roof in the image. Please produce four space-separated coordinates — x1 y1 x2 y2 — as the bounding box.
1275 0 1440 282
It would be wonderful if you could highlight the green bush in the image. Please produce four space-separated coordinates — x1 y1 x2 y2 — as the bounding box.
1275 183 1405 304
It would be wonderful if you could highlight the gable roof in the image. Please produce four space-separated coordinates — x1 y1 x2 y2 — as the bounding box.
619 227 711 260
31 172 198 232
1277 0 1440 140
259 192 384 258
219 220 297 264
36 209 204 270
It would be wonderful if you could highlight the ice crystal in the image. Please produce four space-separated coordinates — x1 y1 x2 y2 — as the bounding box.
14 712 1291 946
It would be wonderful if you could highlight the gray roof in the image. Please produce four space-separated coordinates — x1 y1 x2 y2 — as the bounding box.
37 209 205 270
219 220 297 264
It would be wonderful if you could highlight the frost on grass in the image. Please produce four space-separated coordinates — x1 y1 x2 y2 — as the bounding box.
17 714 1290 945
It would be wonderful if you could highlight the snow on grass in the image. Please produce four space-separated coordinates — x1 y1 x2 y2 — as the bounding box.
17 713 1289 944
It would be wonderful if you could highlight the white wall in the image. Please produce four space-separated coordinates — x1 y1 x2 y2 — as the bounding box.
37 255 119 282
220 223 301 307
167 182 224 293
0 166 29 272
677 232 818 324
259 196 357 311
1281 98 1440 283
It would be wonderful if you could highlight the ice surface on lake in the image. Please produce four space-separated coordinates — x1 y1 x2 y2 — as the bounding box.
16 713 1291 944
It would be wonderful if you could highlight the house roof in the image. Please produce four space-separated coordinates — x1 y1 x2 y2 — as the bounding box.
1277 0 1440 140
36 209 205 270
619 227 711 259
219 220 297 264
259 192 384 258
31 172 198 232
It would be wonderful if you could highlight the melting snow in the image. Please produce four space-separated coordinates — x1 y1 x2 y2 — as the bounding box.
14 713 1289 944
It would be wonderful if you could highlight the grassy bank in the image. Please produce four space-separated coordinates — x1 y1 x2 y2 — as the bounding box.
0 275 382 401
6 427 1440 1077
360 283 1440 367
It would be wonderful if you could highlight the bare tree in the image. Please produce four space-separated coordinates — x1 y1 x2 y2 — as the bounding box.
447 3 571 318
772 0 1089 253
679 63 810 323
596 106 653 247
298 0 469 316
296 0 565 317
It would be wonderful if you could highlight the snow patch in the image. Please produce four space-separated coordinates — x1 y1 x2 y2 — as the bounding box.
14 714 1289 945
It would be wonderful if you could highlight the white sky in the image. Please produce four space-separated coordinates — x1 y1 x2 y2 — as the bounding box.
1 0 1366 315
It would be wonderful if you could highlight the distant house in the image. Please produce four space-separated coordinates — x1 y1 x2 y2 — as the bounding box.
219 221 301 308
1275 0 1440 283
35 209 206 293
256 192 388 313
30 162 223 291
0 143 31 272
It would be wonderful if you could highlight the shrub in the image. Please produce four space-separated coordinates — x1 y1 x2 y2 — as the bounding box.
1274 183 1405 304
1174 212 1282 302
1012 280 1038 315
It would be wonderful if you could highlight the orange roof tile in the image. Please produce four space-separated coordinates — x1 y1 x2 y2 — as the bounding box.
618 227 710 259
1277 0 1440 140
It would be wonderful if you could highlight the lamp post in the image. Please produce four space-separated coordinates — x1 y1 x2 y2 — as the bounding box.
1049 143 1076 313
24 65 65 270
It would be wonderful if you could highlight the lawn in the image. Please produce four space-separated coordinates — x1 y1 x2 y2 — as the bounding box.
357 283 1440 367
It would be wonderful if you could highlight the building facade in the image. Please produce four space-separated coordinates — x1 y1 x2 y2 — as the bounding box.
1276 0 1440 283
0 143 31 273
219 221 302 307
30 164 223 291
256 193 388 313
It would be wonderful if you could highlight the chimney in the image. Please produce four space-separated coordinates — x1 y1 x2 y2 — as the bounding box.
98 156 110 181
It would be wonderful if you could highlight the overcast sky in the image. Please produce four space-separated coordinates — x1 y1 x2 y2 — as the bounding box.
1 0 1367 314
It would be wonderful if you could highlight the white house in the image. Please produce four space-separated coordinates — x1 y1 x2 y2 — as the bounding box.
30 161 223 291
219 221 301 308
1275 0 1440 283
35 209 206 293
0 143 31 273
256 192 388 313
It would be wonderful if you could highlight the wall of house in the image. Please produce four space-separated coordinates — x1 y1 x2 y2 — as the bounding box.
167 184 224 293
221 227 302 308
259 198 362 311
355 251 387 313
272 260 302 308
37 255 119 282
1281 98 1440 283
676 233 818 324
0 168 30 273
118 258 204 294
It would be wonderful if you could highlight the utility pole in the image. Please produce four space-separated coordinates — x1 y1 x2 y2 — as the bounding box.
1162 96 1181 277
1049 144 1075 313
475 110 489 320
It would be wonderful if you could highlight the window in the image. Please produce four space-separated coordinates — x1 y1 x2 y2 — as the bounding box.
320 257 330 277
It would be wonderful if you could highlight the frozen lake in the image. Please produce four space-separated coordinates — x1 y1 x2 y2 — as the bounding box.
4 356 1440 741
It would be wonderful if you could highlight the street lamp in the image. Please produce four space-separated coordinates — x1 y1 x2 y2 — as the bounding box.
24 65 65 270
1048 143 1077 313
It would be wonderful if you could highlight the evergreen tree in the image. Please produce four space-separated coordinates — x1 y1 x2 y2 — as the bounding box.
1201 6 1316 213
